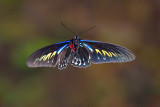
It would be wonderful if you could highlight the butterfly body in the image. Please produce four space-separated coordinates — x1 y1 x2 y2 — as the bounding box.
69 36 80 53
27 36 135 70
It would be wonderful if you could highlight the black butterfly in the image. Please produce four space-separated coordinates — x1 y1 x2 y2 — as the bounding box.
26 35 136 70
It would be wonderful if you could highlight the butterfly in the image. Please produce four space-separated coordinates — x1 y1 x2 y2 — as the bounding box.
26 35 136 70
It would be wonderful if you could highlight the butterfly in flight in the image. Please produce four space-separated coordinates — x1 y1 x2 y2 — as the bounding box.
27 23 135 70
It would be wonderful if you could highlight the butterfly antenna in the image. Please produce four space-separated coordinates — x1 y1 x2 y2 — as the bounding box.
61 22 77 35
78 26 96 35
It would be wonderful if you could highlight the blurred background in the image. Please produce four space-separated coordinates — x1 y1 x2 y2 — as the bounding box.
0 0 160 107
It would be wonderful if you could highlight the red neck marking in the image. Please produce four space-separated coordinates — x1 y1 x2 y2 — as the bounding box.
69 41 75 52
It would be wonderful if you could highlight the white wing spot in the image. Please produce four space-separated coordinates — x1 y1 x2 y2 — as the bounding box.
75 62 78 65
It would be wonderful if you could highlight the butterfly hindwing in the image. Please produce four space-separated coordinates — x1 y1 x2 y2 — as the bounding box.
58 45 72 70
71 44 90 68
26 40 70 68
81 40 135 64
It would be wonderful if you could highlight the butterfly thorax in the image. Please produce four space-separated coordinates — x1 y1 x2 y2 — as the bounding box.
69 36 80 52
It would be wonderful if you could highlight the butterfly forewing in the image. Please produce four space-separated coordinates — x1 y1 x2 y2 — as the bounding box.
81 40 135 64
26 40 70 68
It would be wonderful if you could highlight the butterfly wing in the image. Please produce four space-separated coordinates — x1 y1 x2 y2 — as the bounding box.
58 45 72 70
26 40 70 68
81 40 136 64
70 44 90 68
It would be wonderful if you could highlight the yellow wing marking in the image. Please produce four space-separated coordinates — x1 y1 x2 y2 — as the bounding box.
43 52 52 61
50 51 56 58
111 52 118 57
95 49 102 55
102 50 112 57
38 51 57 62
39 55 46 61
102 50 118 57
